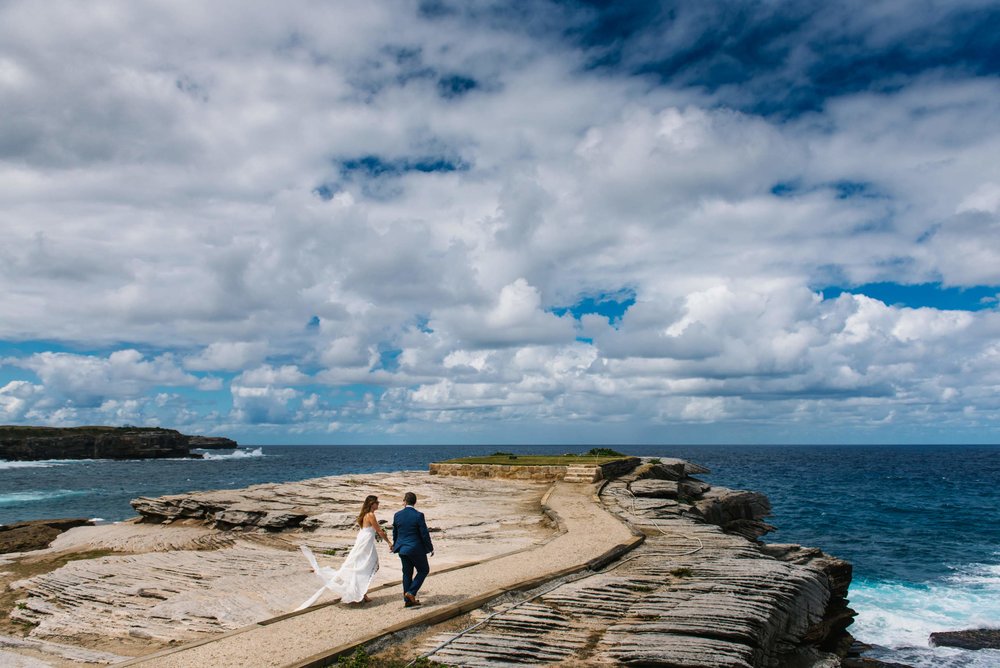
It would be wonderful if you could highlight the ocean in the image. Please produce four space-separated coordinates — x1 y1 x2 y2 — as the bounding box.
2 443 998 667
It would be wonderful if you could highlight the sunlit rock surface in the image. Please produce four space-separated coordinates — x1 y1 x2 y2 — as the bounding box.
1 471 549 665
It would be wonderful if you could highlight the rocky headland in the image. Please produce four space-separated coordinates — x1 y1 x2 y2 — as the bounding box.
0 457 875 667
411 458 858 667
0 426 238 461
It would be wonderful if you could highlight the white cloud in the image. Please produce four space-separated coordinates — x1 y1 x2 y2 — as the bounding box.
0 3 998 442
185 341 269 371
0 380 43 420
7 350 204 407
231 385 299 425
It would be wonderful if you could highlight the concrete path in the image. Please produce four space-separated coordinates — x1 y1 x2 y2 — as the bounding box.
119 482 636 668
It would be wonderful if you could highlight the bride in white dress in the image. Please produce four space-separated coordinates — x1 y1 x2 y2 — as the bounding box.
297 495 392 609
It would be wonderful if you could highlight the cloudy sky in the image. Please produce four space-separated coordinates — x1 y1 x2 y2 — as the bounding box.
1 1 999 445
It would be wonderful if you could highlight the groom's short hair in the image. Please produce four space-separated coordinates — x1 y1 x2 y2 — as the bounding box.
404 492 417 506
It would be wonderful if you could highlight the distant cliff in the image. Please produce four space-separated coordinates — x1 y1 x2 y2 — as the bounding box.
187 436 239 449
0 426 237 461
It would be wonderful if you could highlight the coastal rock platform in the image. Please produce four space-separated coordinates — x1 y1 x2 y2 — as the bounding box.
415 461 853 667
0 472 555 666
1 458 857 667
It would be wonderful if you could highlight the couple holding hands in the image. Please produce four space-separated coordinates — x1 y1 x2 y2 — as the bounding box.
297 492 433 610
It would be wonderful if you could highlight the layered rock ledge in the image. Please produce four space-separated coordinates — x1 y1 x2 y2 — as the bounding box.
1 471 551 666
1 457 863 668
418 458 856 667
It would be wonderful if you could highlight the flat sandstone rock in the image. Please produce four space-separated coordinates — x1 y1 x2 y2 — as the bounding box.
1 471 550 664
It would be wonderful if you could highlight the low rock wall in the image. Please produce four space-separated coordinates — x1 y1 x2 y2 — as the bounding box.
429 458 640 482
429 463 569 481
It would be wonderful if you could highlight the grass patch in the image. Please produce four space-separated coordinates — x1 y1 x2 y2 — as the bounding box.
669 567 693 578
436 454 630 466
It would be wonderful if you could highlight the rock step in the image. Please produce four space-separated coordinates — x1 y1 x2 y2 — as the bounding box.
562 466 601 483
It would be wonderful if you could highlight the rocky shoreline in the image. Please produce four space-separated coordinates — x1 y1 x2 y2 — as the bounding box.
0 426 238 461
0 456 933 667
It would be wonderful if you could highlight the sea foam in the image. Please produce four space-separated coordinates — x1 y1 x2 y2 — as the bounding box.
0 460 59 470
852 558 1000 667
0 489 87 506
200 447 264 460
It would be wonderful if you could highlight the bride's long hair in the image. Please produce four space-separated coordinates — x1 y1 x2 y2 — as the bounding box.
355 495 379 529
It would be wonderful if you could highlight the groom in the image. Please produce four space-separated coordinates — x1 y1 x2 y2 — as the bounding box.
391 491 434 607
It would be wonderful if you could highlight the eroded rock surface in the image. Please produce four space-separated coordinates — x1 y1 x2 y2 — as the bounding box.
2 471 550 665
421 458 855 668
929 628 1000 650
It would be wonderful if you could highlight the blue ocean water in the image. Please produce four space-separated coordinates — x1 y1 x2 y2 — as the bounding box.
2 443 998 667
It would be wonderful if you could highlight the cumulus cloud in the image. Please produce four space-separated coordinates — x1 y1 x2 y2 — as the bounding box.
185 342 269 371
5 350 207 407
0 1 998 442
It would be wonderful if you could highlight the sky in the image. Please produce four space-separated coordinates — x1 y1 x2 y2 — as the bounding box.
1 0 999 445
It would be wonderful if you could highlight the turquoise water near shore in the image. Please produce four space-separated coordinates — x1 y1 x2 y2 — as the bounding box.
2 443 998 667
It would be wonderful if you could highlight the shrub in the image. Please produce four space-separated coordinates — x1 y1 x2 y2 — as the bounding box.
584 447 625 457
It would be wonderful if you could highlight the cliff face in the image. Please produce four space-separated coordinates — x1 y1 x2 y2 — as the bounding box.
0 426 193 460
187 436 238 449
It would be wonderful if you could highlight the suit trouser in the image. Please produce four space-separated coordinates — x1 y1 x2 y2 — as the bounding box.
399 551 430 596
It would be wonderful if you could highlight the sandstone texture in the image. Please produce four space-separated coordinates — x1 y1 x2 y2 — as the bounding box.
420 458 856 668
428 456 640 483
1 457 864 668
0 471 550 665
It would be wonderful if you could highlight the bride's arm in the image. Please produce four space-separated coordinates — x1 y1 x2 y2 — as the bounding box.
370 513 390 543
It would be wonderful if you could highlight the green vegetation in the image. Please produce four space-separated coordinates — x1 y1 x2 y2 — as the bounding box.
584 447 626 457
670 567 693 578
333 649 445 667
437 454 629 466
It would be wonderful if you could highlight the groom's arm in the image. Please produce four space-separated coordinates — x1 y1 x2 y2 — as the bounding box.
391 512 399 551
418 512 433 555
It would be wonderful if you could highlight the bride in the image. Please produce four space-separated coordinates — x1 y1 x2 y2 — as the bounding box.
296 495 392 609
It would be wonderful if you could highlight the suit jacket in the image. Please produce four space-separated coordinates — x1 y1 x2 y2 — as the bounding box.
392 506 433 557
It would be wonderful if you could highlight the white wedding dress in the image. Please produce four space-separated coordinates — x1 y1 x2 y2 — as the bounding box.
296 527 380 610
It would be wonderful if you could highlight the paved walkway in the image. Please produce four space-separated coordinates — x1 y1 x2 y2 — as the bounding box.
119 482 636 668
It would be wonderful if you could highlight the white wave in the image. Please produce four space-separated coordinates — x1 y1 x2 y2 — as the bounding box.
199 447 264 460
851 562 1000 662
0 490 86 506
0 460 59 469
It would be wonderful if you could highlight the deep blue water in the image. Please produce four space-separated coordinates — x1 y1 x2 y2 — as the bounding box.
2 443 998 667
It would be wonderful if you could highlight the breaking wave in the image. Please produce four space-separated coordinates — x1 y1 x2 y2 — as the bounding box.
199 447 264 460
852 557 1000 667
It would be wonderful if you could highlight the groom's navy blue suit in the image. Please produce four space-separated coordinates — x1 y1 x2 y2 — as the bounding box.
391 505 433 600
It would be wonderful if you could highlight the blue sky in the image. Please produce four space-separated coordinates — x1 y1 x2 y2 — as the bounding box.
1 1 999 444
